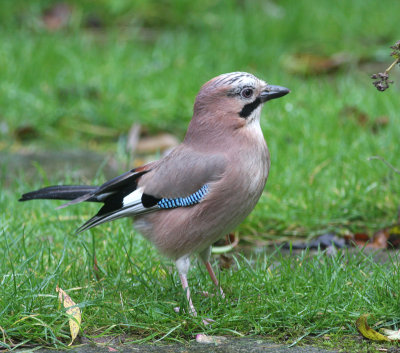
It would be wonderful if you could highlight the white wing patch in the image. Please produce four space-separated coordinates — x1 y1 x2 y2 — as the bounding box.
77 186 154 233
123 187 144 207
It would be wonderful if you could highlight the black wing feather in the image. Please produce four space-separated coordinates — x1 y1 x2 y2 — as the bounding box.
19 185 99 202
57 169 149 209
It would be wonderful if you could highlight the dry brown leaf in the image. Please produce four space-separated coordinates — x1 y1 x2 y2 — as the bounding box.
367 229 389 249
14 125 39 141
341 106 369 126
283 52 349 75
42 3 72 31
126 123 141 154
352 232 370 247
56 285 81 345
136 133 179 153
354 224 400 250
371 116 389 133
340 106 389 134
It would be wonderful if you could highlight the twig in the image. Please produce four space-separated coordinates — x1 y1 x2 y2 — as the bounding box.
371 40 400 91
368 156 400 175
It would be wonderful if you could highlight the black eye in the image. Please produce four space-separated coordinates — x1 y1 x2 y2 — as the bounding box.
240 88 253 99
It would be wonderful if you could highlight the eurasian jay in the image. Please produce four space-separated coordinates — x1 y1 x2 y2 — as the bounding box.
20 72 289 319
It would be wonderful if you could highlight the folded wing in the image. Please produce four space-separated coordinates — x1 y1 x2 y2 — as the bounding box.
77 147 227 233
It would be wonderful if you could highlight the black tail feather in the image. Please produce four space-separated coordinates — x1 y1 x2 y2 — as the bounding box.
19 165 153 232
19 185 100 202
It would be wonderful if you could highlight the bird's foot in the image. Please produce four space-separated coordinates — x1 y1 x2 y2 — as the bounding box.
199 290 214 297
202 318 215 326
173 306 214 325
199 289 225 299
173 306 198 317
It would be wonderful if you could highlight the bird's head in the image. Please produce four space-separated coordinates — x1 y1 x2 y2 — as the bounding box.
191 72 290 132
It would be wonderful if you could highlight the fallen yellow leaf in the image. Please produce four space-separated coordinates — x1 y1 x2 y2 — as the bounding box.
356 314 389 341
56 285 81 345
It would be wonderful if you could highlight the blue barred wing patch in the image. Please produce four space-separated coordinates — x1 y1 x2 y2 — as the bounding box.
157 184 209 209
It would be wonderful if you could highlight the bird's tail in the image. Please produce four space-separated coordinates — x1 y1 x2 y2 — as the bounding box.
19 185 100 202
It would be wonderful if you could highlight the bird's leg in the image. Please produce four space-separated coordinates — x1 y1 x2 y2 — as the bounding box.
199 247 225 298
176 256 197 316
204 261 225 298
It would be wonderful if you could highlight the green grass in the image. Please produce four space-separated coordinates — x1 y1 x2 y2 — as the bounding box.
2 188 400 349
1 0 400 235
1 0 400 349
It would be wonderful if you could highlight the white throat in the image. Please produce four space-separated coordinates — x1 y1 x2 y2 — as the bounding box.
247 105 262 124
245 105 265 142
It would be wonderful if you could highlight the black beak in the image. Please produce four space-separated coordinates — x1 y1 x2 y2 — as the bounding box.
259 85 290 102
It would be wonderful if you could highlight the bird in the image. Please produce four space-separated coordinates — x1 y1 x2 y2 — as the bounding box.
20 72 290 319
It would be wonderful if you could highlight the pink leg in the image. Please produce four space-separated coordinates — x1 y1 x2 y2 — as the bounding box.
179 272 197 316
176 256 200 316
204 261 225 298
176 257 212 325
